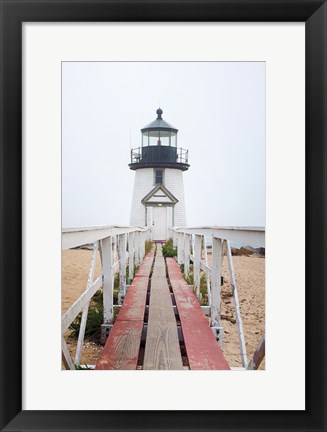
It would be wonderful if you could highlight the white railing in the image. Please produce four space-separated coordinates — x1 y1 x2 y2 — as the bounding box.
168 226 265 368
61 225 151 370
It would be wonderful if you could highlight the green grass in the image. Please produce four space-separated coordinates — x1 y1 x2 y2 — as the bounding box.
162 238 177 258
69 289 104 342
182 268 209 306
69 262 137 342
145 240 152 254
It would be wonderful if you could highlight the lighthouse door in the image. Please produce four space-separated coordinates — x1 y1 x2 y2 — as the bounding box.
152 206 167 241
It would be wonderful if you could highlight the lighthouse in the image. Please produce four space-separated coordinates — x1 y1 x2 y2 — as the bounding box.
129 108 189 240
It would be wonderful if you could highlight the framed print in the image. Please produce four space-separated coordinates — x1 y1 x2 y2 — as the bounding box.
0 0 326 431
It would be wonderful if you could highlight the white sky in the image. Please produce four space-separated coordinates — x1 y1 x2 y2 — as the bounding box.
62 62 265 228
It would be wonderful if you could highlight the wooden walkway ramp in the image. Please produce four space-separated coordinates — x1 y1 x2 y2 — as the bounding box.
96 244 230 370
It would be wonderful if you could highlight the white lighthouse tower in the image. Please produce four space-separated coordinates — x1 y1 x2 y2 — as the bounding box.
129 108 189 240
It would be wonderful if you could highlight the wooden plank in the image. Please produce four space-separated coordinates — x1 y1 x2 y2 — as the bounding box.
95 320 143 370
167 258 230 370
143 277 183 370
151 258 166 277
115 276 148 321
133 252 154 277
95 247 154 370
143 245 183 370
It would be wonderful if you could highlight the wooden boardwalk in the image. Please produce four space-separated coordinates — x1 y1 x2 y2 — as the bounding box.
96 243 230 370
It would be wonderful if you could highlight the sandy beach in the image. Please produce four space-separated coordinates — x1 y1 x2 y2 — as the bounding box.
220 255 265 369
62 249 265 369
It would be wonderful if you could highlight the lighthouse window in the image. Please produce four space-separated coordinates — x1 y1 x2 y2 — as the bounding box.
170 132 177 147
155 169 164 185
159 130 170 146
142 132 149 147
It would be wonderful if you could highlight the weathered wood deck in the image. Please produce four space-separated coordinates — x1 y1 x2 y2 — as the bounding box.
96 243 230 370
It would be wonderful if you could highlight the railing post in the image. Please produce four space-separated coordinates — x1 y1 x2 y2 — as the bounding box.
134 231 139 267
138 231 143 266
191 234 195 256
75 241 98 365
226 240 248 367
184 233 190 278
194 234 202 300
128 232 135 283
101 236 114 344
140 231 143 262
173 230 177 247
177 232 183 264
140 231 145 260
203 236 212 306
113 235 118 269
211 236 222 326
118 233 127 304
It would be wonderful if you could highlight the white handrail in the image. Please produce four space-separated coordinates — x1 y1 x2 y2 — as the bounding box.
62 225 150 250
169 226 265 367
61 226 151 369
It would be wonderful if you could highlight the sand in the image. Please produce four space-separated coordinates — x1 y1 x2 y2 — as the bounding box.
62 249 265 369
62 249 103 314
220 255 265 369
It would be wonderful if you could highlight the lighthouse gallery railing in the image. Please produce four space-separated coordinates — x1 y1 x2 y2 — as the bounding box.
130 146 188 164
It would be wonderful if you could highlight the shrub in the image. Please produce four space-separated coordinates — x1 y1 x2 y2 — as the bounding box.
69 289 104 342
162 238 177 257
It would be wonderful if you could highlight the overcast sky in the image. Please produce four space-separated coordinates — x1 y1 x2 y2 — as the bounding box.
62 62 265 228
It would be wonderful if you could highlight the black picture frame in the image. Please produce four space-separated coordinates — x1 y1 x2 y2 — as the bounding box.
0 1 326 431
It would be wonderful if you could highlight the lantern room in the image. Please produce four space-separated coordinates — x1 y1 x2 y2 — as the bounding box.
129 108 189 171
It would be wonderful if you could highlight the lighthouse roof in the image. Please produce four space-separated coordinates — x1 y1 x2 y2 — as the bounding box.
141 108 178 133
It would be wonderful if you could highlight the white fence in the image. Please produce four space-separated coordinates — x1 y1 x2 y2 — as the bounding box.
169 226 265 368
61 225 151 370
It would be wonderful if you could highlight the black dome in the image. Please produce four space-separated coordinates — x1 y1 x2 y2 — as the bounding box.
141 108 178 133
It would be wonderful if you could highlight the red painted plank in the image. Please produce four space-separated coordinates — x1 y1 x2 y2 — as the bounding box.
116 276 148 321
166 258 230 370
133 252 154 277
96 250 154 370
95 320 143 370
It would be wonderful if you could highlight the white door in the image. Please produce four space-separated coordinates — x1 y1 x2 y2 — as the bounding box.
152 206 167 241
